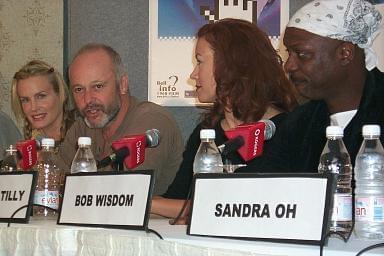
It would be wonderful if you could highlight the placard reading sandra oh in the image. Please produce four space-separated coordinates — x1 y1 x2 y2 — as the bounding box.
188 173 332 245
58 171 154 230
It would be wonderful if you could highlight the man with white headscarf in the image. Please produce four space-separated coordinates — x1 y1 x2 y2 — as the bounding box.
258 0 384 173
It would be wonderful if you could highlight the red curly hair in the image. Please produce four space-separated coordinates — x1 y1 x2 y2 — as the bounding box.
197 18 297 127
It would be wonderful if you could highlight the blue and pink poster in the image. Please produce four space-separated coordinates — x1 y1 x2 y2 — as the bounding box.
149 0 383 106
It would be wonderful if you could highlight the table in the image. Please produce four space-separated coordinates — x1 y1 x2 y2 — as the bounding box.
0 216 383 256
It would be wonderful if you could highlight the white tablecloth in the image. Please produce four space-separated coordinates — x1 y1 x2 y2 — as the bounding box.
0 216 383 256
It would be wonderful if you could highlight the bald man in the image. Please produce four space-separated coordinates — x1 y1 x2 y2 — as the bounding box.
57 43 184 195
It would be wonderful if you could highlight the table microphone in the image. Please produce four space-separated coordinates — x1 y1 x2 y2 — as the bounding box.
97 129 160 169
218 120 276 161
15 137 44 170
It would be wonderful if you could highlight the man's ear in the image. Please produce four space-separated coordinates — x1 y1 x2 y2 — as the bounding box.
119 74 129 95
338 42 355 66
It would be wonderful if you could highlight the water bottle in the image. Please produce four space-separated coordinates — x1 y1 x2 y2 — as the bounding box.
1 145 19 172
70 137 97 173
193 129 223 174
33 138 62 217
355 124 384 239
318 126 353 237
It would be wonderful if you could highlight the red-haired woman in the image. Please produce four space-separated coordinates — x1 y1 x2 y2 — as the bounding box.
152 18 298 219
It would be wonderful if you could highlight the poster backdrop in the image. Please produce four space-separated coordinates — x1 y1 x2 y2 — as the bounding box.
149 0 384 106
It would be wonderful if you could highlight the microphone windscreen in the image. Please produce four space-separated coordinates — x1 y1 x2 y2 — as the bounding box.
34 134 46 150
261 119 276 140
145 129 160 147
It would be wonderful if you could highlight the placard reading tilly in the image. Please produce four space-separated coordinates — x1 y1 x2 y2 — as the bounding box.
0 190 27 201
59 172 153 228
0 172 35 221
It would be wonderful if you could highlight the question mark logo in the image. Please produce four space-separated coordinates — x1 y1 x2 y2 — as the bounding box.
168 75 178 87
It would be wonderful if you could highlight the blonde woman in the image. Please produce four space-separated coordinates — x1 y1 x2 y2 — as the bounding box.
12 60 75 145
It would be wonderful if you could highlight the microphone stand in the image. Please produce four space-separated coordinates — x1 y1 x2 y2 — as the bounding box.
170 154 233 225
112 160 124 171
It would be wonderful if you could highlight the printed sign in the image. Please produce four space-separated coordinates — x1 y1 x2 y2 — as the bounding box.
0 171 36 223
58 171 154 230
149 1 384 106
148 0 289 106
188 173 333 245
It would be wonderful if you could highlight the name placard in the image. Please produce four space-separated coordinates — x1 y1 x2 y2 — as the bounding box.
188 173 333 245
0 171 36 223
58 170 154 230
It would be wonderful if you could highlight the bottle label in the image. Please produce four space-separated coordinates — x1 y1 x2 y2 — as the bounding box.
33 190 60 210
331 194 352 221
355 196 384 222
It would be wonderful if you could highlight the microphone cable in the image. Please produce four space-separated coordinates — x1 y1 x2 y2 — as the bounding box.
7 203 58 227
319 177 355 256
169 184 193 225
9 203 166 241
146 228 164 240
355 243 384 256
168 153 239 225
168 157 233 226
318 179 384 256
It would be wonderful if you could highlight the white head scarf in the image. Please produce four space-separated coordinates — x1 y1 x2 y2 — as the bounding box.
287 0 383 70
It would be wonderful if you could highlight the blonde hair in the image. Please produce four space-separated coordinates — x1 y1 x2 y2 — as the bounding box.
11 60 74 141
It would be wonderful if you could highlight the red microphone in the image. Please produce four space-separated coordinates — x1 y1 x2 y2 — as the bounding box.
15 139 38 170
106 129 160 169
111 135 146 169
220 120 276 161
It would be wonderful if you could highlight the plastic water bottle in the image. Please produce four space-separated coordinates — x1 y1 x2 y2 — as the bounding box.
355 124 384 239
70 137 97 173
33 138 62 217
1 145 19 172
193 129 223 174
318 126 353 237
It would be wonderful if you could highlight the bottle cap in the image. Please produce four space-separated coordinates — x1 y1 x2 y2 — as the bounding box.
41 138 55 147
362 124 381 137
200 129 215 139
78 137 92 146
326 126 343 137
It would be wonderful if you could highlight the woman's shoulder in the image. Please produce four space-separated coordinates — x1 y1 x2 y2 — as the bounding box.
188 122 205 140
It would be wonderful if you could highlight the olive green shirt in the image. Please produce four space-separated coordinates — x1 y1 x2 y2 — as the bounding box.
56 96 184 195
